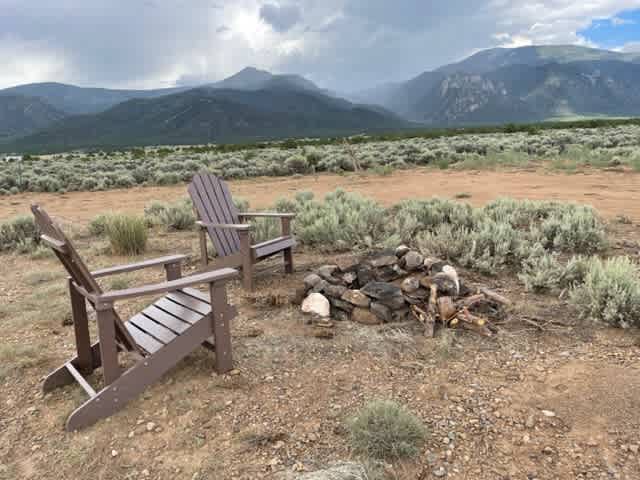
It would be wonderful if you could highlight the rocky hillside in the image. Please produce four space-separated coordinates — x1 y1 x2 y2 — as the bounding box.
0 94 66 140
358 45 640 124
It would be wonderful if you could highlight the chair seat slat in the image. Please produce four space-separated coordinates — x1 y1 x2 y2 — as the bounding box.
129 314 177 345
125 322 164 354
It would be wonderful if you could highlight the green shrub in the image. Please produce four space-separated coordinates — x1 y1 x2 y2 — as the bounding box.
347 400 426 460
518 244 564 292
105 214 147 255
144 199 195 231
0 216 40 252
285 154 309 174
570 256 640 328
293 189 387 249
88 214 109 236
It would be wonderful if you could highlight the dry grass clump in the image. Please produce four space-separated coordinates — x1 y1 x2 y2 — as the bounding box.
347 400 426 460
104 214 147 255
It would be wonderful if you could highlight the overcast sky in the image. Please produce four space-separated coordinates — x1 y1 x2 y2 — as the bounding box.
1 0 640 92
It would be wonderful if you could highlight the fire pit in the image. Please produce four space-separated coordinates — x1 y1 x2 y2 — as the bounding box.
301 246 509 336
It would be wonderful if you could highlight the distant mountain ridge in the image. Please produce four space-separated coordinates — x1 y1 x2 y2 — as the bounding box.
0 82 190 115
356 45 640 125
5 86 407 152
0 94 66 140
3 45 640 149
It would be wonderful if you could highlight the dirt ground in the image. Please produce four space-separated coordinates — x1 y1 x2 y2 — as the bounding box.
1 167 639 223
2 167 640 480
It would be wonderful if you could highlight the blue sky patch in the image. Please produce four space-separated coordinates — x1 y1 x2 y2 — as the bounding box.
579 9 640 48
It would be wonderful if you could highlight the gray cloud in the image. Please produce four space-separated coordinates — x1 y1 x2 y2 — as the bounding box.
259 3 302 32
0 0 638 92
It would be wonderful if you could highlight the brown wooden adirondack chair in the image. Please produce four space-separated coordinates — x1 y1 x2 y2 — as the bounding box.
31 205 239 431
188 172 296 291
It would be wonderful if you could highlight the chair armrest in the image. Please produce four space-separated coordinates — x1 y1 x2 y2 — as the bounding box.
239 212 296 219
95 268 239 305
196 220 253 231
91 254 188 278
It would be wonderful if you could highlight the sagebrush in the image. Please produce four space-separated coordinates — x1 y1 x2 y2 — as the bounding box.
347 400 426 460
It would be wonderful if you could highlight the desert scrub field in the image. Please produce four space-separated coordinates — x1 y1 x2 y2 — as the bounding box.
2 190 638 328
2 124 640 195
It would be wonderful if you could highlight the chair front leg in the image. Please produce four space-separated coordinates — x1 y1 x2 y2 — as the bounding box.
96 306 121 385
209 282 233 373
69 279 94 374
198 227 209 268
280 217 293 274
238 230 254 291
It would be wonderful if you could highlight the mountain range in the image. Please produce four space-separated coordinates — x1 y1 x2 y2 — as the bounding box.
2 45 640 151
354 45 640 123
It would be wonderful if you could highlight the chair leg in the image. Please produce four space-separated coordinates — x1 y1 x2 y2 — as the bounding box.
210 283 233 373
43 342 102 393
66 315 213 431
284 247 293 274
96 308 121 385
239 230 254 291
242 263 255 291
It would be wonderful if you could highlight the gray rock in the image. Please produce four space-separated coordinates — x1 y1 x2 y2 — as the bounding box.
341 290 371 308
367 253 397 268
424 257 446 274
352 307 382 325
376 265 400 282
342 272 357 285
361 281 402 300
432 272 458 296
317 265 340 283
324 284 348 298
401 276 420 293
395 245 410 257
356 265 375 287
304 273 323 290
301 293 330 318
371 302 392 322
277 462 368 480
392 264 408 277
332 309 351 322
402 251 424 271
378 294 406 310
392 307 410 322
330 297 355 313
311 279 330 294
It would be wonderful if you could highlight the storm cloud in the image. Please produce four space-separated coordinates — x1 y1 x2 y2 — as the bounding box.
259 3 302 32
0 0 638 92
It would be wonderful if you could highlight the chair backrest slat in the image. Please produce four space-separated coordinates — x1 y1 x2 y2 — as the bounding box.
188 173 241 257
30 205 138 352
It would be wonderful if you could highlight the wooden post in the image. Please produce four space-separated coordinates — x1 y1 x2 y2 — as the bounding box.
164 261 182 281
210 282 233 373
198 227 209 267
96 306 120 385
281 217 293 274
68 279 93 374
238 230 254 291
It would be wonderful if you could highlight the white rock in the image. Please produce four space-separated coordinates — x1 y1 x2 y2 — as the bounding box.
442 265 460 295
541 410 556 417
301 293 330 318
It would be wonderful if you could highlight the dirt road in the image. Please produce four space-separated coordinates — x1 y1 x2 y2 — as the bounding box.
2 167 639 222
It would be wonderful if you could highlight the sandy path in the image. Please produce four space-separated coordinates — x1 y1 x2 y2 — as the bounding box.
2 168 639 223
